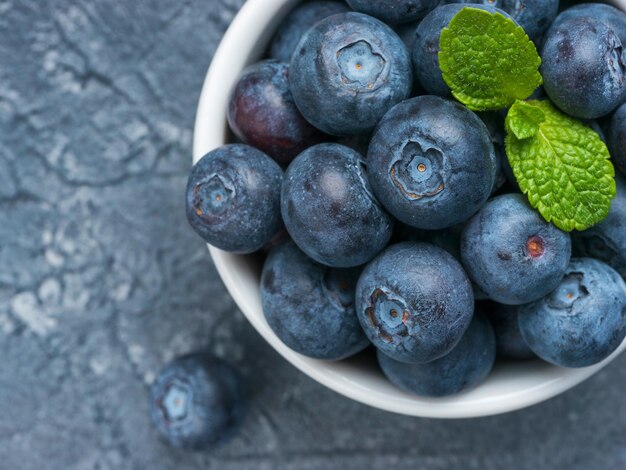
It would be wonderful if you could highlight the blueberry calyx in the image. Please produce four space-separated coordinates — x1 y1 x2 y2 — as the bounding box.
546 272 589 311
337 40 386 91
160 379 192 422
365 288 411 342
192 174 234 218
390 141 445 200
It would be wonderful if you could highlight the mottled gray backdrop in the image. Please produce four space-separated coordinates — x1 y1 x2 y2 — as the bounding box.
0 0 624 469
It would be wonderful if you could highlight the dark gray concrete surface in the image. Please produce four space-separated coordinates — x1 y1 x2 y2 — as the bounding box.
0 1 625 468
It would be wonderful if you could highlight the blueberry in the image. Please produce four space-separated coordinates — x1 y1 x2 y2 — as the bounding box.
444 0 559 41
346 0 440 24
289 12 412 136
541 17 626 119
608 102 626 176
519 258 626 368
573 174 626 279
550 3 626 44
186 144 283 253
149 353 245 450
356 242 474 363
261 241 370 359
412 4 512 96
281 144 393 267
227 61 326 164
269 1 350 62
484 302 535 359
367 95 496 230
377 311 496 397
461 194 572 305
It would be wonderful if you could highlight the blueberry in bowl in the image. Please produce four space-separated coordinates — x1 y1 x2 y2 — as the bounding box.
367 95 496 230
460 193 572 305
261 240 370 360
541 16 626 119
281 143 393 267
186 144 283 254
289 12 412 136
355 242 474 364
519 258 626 368
227 60 327 164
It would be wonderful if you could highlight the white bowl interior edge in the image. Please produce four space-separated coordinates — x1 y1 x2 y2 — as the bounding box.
193 0 626 418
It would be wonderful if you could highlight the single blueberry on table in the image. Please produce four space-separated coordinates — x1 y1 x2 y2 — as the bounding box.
541 16 626 119
484 302 535 359
461 193 572 305
289 12 412 136
346 0 440 24
519 258 626 368
377 311 496 397
367 95 496 230
261 241 370 360
573 174 626 279
356 242 474 364
186 144 282 254
444 0 559 41
281 144 393 267
550 3 626 44
227 61 326 164
269 1 350 62
412 4 512 97
150 354 245 450
608 102 626 176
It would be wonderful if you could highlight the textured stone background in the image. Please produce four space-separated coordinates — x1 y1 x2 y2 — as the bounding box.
1 0 625 469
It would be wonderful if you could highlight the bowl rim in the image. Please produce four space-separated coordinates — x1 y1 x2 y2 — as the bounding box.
193 0 626 418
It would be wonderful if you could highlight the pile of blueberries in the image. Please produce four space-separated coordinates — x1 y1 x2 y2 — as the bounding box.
164 0 626 449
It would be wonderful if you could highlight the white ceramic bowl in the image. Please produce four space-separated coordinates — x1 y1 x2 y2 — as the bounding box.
193 0 626 418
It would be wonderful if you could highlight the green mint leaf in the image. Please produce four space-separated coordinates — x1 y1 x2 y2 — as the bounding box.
506 99 545 139
505 100 616 232
439 7 542 111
